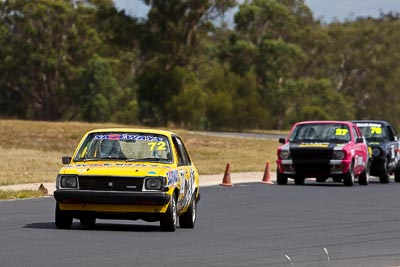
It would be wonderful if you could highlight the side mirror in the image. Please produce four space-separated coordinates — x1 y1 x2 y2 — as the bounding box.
62 156 72 164
356 137 364 144
279 138 286 144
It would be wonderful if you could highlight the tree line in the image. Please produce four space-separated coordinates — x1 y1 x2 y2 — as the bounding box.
1 0 400 130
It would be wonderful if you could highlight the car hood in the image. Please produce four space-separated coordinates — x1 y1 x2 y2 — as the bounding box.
59 162 173 177
367 141 384 147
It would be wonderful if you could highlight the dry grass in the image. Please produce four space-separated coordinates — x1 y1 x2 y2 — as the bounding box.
181 133 278 174
0 119 280 185
0 190 45 200
0 148 64 185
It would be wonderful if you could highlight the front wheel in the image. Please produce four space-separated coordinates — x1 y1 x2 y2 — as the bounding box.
294 176 305 185
394 168 400 183
179 195 197 229
277 171 288 185
379 159 390 184
358 162 370 186
343 164 355 187
55 203 73 229
160 194 177 232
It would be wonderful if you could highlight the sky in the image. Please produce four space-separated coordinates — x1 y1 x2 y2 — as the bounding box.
304 0 400 22
113 0 400 22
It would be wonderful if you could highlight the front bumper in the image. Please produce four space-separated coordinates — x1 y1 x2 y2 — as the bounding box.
277 159 351 177
54 190 170 206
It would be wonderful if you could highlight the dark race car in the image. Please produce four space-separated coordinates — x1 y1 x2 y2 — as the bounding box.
353 120 400 183
276 121 369 186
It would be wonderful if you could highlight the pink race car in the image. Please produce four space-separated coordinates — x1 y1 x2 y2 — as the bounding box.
276 121 369 186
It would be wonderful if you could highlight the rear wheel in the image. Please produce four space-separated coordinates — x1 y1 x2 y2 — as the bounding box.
179 195 197 229
55 203 73 229
343 164 355 187
277 171 288 185
160 194 177 232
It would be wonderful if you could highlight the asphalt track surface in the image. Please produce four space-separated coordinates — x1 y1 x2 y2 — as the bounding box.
2 179 400 267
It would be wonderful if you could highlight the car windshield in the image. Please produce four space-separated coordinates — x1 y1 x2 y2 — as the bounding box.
289 123 351 143
356 123 386 141
74 132 173 163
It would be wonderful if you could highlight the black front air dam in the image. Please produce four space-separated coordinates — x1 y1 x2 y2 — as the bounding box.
54 190 170 205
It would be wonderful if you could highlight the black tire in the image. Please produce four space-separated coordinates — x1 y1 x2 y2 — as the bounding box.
316 177 326 183
395 168 400 183
55 203 73 229
277 171 288 185
343 164 355 187
80 216 96 227
294 176 305 185
179 195 197 229
160 194 177 232
358 164 369 186
379 159 390 184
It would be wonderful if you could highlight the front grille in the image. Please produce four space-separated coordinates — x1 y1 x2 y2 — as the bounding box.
291 148 333 161
291 148 333 176
78 176 144 191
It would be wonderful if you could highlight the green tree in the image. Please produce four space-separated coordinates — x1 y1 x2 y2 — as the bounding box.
136 0 236 126
201 63 269 130
227 0 314 129
0 0 102 120
319 14 400 126
167 70 207 129
73 56 118 122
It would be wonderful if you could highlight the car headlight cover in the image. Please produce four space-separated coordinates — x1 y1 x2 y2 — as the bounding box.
60 175 78 188
333 150 345 160
145 177 165 190
280 150 290 159
372 147 381 157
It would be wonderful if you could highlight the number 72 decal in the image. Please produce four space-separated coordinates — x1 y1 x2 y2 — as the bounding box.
148 141 166 151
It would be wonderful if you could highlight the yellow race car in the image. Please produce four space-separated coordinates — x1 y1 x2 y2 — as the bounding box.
54 128 200 231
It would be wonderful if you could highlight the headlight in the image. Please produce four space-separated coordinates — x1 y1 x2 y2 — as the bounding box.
144 177 165 190
372 147 381 157
333 150 345 160
60 175 78 188
280 150 290 159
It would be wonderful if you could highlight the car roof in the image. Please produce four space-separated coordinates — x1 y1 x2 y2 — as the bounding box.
85 128 179 137
293 120 355 127
351 120 390 126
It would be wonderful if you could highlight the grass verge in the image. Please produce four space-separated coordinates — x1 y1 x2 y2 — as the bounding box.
0 190 46 200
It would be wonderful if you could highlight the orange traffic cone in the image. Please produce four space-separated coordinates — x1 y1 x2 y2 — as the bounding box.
260 161 273 184
220 163 233 186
